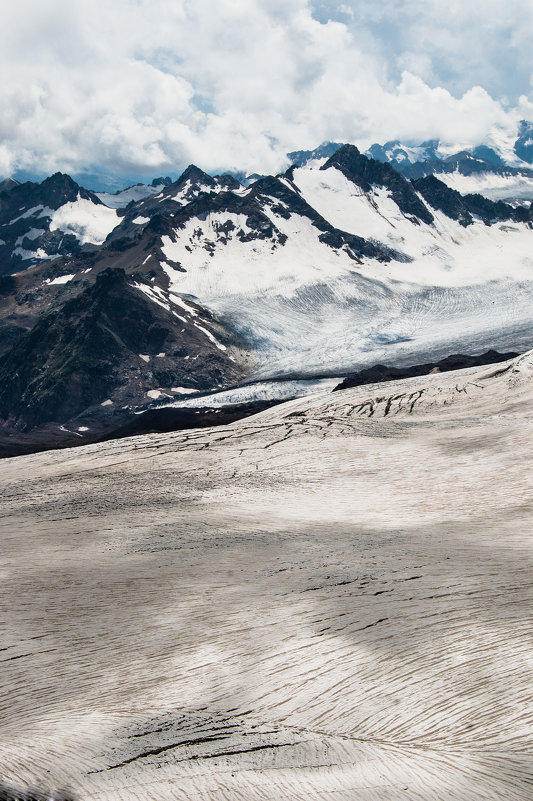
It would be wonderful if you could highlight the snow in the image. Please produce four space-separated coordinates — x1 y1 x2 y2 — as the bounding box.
291 165 533 288
13 246 58 261
44 274 75 285
96 184 163 209
100 399 113 406
49 195 118 245
165 290 198 317
8 205 53 224
159 211 361 298
139 354 150 363
171 386 200 394
171 180 225 205
14 228 45 246
132 282 172 314
193 322 227 350
132 216 150 224
486 125 529 168
77 426 89 432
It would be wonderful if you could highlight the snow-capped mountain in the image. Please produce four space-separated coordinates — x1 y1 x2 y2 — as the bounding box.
0 173 119 274
1 143 533 452
94 177 172 209
365 122 533 203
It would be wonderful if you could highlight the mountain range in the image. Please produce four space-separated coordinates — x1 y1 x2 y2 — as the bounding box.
1 129 533 454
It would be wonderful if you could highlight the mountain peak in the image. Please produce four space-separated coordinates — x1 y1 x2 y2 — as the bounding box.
321 144 434 225
175 164 215 188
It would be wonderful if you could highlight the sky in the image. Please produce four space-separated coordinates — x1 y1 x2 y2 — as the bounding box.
1 0 532 185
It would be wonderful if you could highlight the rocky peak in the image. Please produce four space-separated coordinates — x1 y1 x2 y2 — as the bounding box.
39 172 99 207
174 164 215 189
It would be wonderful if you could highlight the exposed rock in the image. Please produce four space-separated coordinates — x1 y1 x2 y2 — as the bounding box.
333 349 519 391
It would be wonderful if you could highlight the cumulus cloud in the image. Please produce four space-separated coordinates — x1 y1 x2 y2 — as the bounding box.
0 0 531 181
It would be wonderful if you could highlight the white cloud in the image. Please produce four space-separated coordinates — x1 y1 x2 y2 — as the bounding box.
0 0 531 180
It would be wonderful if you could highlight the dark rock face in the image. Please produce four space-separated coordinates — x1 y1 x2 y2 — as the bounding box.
322 144 434 225
514 120 533 164
462 192 532 225
411 176 473 226
103 399 284 442
151 176 173 187
471 145 505 166
333 350 519 392
0 177 19 193
0 268 243 431
413 175 532 226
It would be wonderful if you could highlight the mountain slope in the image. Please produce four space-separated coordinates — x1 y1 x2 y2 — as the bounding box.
0 268 244 435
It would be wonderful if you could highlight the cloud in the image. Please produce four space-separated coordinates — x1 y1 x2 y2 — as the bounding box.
0 0 531 181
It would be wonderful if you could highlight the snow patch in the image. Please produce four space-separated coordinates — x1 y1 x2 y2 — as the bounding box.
15 228 45 246
14 246 58 261
8 205 53 225
194 322 227 351
96 184 163 209
44 274 75 285
49 195 118 245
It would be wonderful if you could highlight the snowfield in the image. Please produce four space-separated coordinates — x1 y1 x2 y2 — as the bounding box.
2 351 533 800
49 195 119 245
